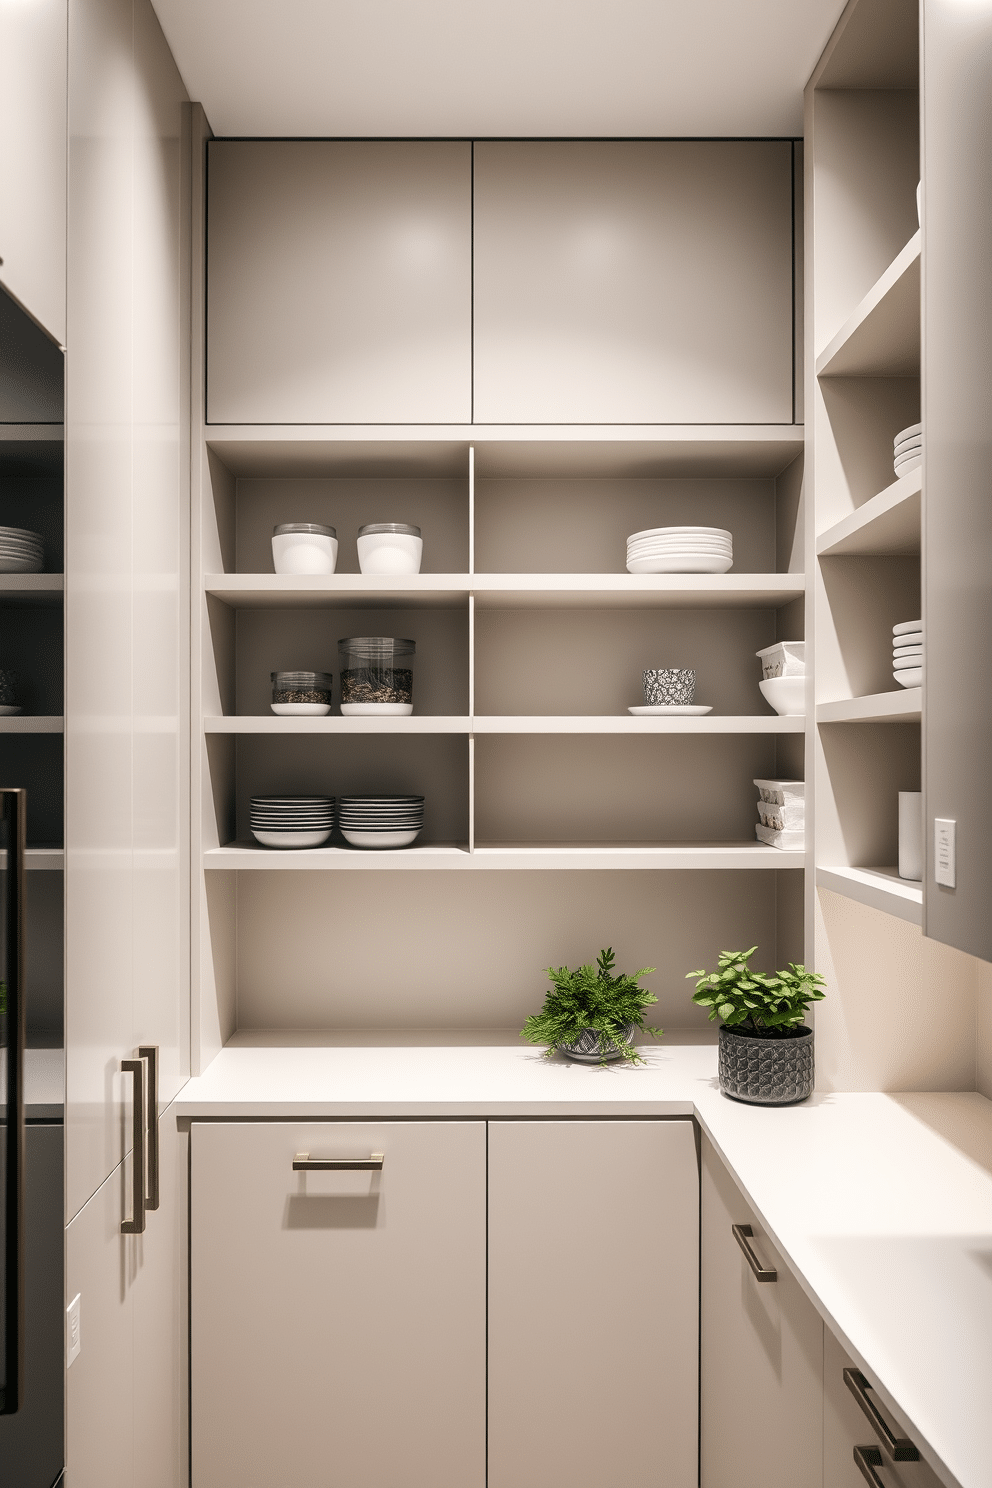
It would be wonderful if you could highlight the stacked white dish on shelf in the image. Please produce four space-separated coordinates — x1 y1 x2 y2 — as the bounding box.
625 526 733 575
338 795 425 849
893 422 922 479
756 641 806 716
250 796 336 849
893 619 923 688
754 779 805 851
0 526 44 574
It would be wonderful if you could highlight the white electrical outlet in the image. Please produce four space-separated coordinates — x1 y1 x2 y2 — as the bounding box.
66 1292 81 1366
934 818 956 888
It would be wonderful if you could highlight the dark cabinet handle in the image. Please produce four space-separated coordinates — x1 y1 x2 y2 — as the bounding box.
1 788 26 1416
121 1059 146 1234
293 1152 384 1171
855 1445 886 1486
138 1045 159 1211
844 1369 919 1461
732 1223 777 1281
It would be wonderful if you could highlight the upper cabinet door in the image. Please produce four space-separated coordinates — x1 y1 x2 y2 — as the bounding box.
0 0 67 347
206 140 472 424
473 140 795 425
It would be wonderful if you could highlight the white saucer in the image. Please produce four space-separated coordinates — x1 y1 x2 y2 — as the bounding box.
628 705 713 716
0 705 21 716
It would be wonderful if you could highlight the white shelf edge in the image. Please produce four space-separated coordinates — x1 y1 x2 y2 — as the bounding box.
816 471 922 557
204 842 806 871
816 690 921 724
204 422 805 444
0 716 64 734
0 573 65 591
203 714 806 735
816 865 922 925
815 231 921 377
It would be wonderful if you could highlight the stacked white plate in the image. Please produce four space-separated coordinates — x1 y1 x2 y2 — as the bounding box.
250 795 335 849
893 619 923 688
626 526 733 575
338 795 425 849
0 526 44 574
893 422 922 479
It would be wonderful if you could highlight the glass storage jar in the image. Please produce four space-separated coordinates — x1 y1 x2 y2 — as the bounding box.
270 671 334 716
271 523 338 575
338 638 415 715
356 523 423 575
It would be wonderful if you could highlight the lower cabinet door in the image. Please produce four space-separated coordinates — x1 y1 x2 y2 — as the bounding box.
823 1330 944 1488
488 1119 699 1488
190 1121 486 1488
700 1134 823 1488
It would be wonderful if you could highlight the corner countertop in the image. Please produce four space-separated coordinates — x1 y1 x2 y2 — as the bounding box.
176 1032 992 1488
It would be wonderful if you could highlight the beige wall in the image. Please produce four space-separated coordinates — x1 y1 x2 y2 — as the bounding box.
978 961 992 1099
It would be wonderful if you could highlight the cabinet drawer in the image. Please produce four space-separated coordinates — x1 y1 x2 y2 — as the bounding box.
191 1120 486 1488
824 1330 943 1488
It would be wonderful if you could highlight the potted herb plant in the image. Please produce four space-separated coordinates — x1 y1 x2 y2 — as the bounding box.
687 947 826 1104
521 947 663 1065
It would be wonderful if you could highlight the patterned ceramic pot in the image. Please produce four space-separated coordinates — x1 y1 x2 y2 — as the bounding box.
718 1024 814 1104
558 1023 637 1064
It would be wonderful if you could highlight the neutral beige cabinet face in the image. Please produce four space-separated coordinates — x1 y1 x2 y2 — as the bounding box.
206 141 472 424
190 1120 487 1488
473 141 795 424
488 1119 699 1488
700 1134 823 1488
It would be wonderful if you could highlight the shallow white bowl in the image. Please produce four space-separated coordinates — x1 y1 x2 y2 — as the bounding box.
627 526 732 542
271 532 338 575
340 828 421 848
251 828 333 848
894 668 923 688
0 557 43 574
357 533 423 575
759 676 806 716
0 705 21 716
339 702 413 716
270 702 332 716
628 704 712 716
627 555 733 575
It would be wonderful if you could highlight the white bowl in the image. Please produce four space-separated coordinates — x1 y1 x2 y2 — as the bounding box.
627 554 733 575
894 668 923 688
251 828 333 848
339 702 413 716
340 828 421 848
271 532 338 575
270 702 332 716
759 676 805 716
357 533 423 576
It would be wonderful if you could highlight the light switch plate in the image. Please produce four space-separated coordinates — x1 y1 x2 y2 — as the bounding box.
934 818 956 888
66 1292 81 1366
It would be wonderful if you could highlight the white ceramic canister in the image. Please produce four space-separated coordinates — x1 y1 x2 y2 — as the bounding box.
356 523 422 576
271 523 338 575
898 791 923 881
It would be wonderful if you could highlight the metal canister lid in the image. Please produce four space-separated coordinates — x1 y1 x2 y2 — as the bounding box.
271 671 334 687
337 637 415 657
357 523 421 538
273 523 337 538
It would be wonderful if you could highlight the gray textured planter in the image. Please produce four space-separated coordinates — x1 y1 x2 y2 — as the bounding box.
558 1023 637 1064
718 1024 814 1104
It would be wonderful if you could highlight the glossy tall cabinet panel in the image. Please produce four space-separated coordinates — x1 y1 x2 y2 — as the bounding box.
488 1120 698 1488
206 141 472 424
473 141 795 424
0 0 67 345
190 1122 487 1488
65 0 190 1221
922 0 992 962
700 1135 823 1488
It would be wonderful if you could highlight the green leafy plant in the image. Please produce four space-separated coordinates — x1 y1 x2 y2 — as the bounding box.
687 946 825 1034
521 948 663 1064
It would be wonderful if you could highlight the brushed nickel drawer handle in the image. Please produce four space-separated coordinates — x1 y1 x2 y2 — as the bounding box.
138 1045 160 1212
293 1152 384 1171
844 1369 919 1461
120 1059 146 1234
854 1445 886 1486
732 1223 777 1281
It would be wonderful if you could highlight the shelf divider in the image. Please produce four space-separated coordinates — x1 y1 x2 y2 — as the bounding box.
816 865 922 925
816 690 921 724
816 470 921 557
815 232 921 377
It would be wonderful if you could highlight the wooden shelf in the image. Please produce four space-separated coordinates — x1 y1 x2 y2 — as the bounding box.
204 714 805 735
816 865 922 925
204 841 805 871
0 716 64 733
204 424 805 479
205 572 805 611
816 471 921 557
816 689 920 724
816 232 920 378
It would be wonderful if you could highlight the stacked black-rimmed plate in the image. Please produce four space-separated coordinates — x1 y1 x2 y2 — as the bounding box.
337 795 424 849
250 795 335 849
0 526 44 574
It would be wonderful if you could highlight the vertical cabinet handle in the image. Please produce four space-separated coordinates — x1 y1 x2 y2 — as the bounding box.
1 788 26 1416
854 1445 886 1486
732 1223 777 1281
120 1058 146 1234
138 1045 159 1211
844 1369 919 1461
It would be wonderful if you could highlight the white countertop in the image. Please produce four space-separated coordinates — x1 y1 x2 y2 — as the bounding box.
176 1032 992 1488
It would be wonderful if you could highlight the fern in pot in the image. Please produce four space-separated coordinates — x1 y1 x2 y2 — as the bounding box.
687 947 826 1105
521 948 663 1065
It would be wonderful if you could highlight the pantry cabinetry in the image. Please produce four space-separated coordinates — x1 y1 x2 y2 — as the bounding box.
700 1134 823 1488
